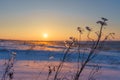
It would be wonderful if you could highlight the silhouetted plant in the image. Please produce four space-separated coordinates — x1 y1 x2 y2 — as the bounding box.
1 51 16 80
73 17 108 80
52 17 115 80
53 37 76 80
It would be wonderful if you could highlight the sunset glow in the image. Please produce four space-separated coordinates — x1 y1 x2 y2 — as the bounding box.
0 1 120 80
0 0 120 41
43 33 48 38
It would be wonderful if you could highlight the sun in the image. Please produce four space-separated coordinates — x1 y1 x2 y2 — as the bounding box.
43 33 48 38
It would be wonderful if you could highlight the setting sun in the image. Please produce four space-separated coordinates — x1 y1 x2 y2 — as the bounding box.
0 1 120 80
43 33 48 38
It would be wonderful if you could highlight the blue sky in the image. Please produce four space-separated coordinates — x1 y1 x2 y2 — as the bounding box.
0 0 120 40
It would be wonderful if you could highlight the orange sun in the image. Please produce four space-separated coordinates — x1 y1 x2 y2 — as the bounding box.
43 33 48 38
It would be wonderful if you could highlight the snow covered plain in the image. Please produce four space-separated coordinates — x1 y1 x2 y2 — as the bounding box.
0 40 120 80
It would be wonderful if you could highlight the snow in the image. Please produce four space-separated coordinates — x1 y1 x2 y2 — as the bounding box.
0 40 120 80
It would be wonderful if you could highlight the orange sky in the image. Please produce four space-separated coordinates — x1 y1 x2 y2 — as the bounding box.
0 0 120 41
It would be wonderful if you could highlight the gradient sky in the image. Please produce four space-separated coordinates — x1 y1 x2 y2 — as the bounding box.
0 0 120 40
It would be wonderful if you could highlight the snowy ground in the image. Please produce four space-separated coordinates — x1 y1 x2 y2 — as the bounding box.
0 40 120 80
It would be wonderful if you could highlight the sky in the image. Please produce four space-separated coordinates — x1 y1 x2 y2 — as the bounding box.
0 0 120 41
